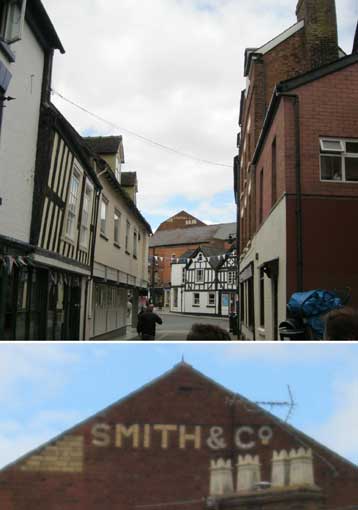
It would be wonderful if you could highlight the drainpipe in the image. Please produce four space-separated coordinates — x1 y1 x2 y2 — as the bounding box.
276 92 303 292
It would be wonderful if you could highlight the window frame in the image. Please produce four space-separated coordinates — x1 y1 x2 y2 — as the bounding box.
133 229 138 258
64 164 83 242
193 293 200 306
320 137 358 183
125 220 130 253
196 269 204 283
100 195 109 237
0 0 27 45
114 208 121 245
208 293 215 306
79 179 94 249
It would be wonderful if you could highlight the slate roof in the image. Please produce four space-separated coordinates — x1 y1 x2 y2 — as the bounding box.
84 136 122 155
121 172 137 186
149 223 236 247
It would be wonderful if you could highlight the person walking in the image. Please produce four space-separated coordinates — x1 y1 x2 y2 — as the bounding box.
137 305 163 340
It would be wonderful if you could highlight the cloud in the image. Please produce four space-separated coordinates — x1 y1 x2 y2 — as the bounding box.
0 410 83 469
221 344 357 364
309 377 358 461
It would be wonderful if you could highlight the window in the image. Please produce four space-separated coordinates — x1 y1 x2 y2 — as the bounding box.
173 288 178 308
198 253 203 261
171 253 176 263
193 293 200 306
259 168 264 224
196 269 204 282
80 182 93 247
133 230 137 257
182 268 186 284
259 268 265 327
114 209 121 244
271 138 277 205
185 219 197 225
100 197 108 236
65 168 81 239
0 0 26 45
0 87 4 134
228 271 235 285
125 220 130 252
208 293 215 306
320 138 358 182
115 155 121 182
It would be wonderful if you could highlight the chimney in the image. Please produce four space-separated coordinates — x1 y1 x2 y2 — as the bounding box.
209 459 234 496
296 0 339 69
236 455 261 492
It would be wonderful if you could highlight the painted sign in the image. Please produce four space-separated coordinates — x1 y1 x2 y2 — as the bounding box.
91 424 273 450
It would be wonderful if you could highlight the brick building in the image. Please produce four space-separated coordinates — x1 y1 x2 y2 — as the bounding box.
149 212 236 307
236 0 358 340
1 363 358 510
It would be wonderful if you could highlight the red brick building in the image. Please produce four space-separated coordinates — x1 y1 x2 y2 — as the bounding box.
1 363 358 509
236 0 358 339
149 212 236 308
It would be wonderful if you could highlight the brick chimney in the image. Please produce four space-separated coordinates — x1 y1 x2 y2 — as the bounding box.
296 0 339 69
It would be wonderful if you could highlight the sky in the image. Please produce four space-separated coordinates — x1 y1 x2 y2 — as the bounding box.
1 342 358 470
40 0 358 231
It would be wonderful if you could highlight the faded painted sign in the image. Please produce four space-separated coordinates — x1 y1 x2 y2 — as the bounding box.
91 424 273 450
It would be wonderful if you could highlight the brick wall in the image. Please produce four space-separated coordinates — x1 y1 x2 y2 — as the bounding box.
1 364 358 510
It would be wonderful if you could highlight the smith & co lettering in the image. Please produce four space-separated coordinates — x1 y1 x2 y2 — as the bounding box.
91 424 273 450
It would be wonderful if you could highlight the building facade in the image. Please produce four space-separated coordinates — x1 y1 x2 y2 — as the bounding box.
150 215 236 308
236 0 358 340
170 246 237 316
84 136 152 339
0 363 357 509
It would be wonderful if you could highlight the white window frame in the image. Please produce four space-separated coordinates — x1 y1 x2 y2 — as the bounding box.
64 164 83 242
320 137 358 183
0 0 27 45
79 179 93 249
196 269 204 282
193 293 200 306
100 196 109 236
208 293 215 306
133 230 138 257
114 209 121 245
125 220 130 252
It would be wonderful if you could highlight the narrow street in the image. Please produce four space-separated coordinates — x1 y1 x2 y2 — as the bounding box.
115 312 233 341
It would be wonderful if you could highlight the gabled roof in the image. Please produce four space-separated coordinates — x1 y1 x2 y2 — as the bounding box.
45 103 101 189
1 362 357 474
244 20 304 77
150 223 236 248
27 0 65 54
186 245 226 269
84 136 124 160
252 53 358 166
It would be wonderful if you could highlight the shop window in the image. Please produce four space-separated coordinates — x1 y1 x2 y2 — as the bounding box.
320 138 358 182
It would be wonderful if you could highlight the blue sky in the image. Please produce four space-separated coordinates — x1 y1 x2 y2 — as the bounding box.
1 343 358 469
42 0 358 232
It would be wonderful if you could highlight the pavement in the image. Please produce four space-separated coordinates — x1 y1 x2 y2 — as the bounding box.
109 310 234 341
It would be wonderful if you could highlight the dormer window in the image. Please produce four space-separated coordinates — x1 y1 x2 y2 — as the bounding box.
0 0 27 45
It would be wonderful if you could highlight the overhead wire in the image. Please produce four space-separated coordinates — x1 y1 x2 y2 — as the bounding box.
50 89 232 168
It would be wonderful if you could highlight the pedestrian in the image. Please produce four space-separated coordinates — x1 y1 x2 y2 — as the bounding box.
137 305 163 340
186 323 231 341
324 307 358 340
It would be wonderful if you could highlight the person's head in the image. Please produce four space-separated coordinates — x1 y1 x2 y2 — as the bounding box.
324 307 358 340
146 304 154 313
186 323 231 341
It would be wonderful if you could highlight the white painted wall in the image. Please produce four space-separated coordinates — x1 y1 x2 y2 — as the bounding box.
240 197 287 340
0 21 45 243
